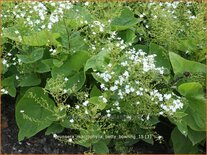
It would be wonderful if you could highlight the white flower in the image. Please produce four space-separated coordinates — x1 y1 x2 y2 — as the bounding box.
108 63 112 67
106 110 110 113
110 85 118 91
68 138 73 142
20 110 24 113
83 100 89 106
159 111 164 115
75 105 80 109
41 25 46 29
121 61 128 66
164 94 172 100
69 119 74 123
53 134 58 138
107 113 111 117
102 97 107 103
16 75 19 80
64 77 69 81
15 30 19 34
123 71 129 78
2 59 7 65
85 110 89 114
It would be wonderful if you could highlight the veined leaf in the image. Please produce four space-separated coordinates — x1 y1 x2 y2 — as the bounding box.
16 87 56 141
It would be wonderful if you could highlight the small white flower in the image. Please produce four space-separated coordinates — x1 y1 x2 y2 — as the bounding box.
20 110 24 113
2 59 7 65
85 110 89 114
53 134 58 138
107 113 111 117
64 77 69 81
106 110 110 113
108 63 112 67
75 105 80 109
15 30 19 34
159 111 164 115
83 100 89 106
69 119 74 123
68 138 73 142
16 75 19 80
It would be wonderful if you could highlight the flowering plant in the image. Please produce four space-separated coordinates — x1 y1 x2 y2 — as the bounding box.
1 1 206 154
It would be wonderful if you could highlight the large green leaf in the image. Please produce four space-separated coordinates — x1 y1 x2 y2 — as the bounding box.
178 82 206 131
169 52 206 75
17 48 44 64
111 8 138 31
76 123 102 147
117 29 136 43
89 96 107 111
84 50 110 72
16 87 56 141
187 127 206 146
45 122 64 135
2 75 16 97
65 71 86 92
18 73 41 87
52 51 90 77
93 141 109 154
149 43 171 69
3 28 60 46
171 127 199 153
23 30 60 46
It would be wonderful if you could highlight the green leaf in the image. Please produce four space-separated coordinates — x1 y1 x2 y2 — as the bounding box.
65 71 86 92
117 29 136 43
176 121 188 137
84 50 110 72
174 112 188 119
52 51 90 77
2 75 16 97
171 127 199 154
133 44 149 53
3 28 60 46
76 124 102 147
89 96 107 111
187 127 206 146
17 48 44 64
35 61 51 73
111 8 138 31
90 85 102 97
149 43 171 69
22 30 60 46
93 141 109 154
19 73 41 87
169 52 206 75
16 87 56 141
45 122 64 135
178 82 205 101
178 82 206 131
69 32 88 52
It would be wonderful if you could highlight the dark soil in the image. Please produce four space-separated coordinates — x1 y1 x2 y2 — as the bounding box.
1 95 174 154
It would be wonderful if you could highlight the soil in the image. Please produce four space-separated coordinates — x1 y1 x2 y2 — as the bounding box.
1 95 174 154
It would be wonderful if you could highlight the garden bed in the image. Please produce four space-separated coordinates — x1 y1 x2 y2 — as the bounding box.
2 96 175 154
1 1 206 154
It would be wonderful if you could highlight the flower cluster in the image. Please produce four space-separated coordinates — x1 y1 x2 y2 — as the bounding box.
95 43 184 119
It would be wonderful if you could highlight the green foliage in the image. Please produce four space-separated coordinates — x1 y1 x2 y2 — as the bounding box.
2 1 206 154
169 52 206 75
16 87 56 141
111 8 138 31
